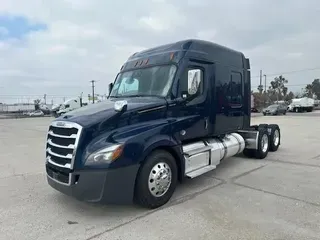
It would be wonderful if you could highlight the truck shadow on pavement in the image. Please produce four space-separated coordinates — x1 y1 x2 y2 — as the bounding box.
52 154 265 219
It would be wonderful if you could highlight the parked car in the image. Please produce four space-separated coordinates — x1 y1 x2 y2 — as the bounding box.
262 104 287 116
28 110 44 117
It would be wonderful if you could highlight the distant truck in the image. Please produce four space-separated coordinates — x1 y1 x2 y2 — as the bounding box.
45 39 282 209
287 97 314 112
54 98 83 117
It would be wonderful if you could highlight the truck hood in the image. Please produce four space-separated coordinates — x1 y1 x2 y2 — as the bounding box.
56 97 167 128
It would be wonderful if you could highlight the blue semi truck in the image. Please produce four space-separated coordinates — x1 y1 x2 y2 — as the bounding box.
45 39 281 209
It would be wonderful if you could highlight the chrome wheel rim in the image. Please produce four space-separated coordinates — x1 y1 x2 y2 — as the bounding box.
261 134 269 153
273 129 280 146
148 162 172 197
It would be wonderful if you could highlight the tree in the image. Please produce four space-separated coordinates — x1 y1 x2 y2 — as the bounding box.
257 84 264 94
252 91 265 110
34 99 41 110
269 75 288 101
311 79 320 99
302 79 320 99
284 91 295 102
303 84 313 98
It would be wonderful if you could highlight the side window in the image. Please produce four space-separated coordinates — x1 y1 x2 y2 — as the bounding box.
228 72 242 105
178 67 204 98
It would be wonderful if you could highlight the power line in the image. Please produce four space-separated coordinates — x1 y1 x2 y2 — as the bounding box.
251 66 320 78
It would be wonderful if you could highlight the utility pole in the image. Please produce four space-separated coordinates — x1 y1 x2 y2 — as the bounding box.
260 70 262 87
259 70 262 93
90 80 96 103
79 92 83 107
257 70 263 94
44 94 47 104
263 74 267 106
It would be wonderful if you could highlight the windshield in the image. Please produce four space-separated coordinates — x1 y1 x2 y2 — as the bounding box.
109 64 177 98
268 104 278 109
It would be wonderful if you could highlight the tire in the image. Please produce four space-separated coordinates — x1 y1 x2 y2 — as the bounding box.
258 124 268 130
242 126 269 159
283 111 286 115
134 150 178 209
253 127 270 159
250 125 259 130
268 124 280 152
250 124 267 131
243 148 255 158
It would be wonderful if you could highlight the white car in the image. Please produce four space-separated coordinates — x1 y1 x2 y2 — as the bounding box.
29 110 44 117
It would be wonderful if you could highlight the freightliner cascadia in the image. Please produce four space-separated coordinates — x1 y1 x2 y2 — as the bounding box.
45 39 281 209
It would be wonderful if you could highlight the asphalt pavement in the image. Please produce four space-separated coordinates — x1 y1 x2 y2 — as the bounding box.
1 113 320 240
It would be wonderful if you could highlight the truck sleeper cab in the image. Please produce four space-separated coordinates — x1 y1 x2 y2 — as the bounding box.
45 39 281 209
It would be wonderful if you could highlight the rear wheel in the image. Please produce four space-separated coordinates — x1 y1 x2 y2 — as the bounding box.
134 150 178 209
268 124 280 152
254 127 270 159
243 127 270 159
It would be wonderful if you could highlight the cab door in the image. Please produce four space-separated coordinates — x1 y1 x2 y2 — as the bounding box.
168 60 212 143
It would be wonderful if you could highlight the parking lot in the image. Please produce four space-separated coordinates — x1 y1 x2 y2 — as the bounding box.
1 113 320 240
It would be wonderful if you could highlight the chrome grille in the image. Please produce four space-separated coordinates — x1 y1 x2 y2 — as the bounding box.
46 121 82 169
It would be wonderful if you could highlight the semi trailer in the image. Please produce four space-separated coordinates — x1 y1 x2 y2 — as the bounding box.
45 39 281 209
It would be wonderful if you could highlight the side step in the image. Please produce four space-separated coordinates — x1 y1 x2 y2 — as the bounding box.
186 165 217 179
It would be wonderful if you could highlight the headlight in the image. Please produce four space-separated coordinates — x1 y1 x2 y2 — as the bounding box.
86 144 124 165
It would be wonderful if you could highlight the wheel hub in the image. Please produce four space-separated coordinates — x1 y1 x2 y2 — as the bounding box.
148 162 172 197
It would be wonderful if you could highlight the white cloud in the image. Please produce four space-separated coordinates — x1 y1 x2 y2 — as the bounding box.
0 0 320 103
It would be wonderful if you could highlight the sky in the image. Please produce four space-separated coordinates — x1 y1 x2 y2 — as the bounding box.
0 0 320 104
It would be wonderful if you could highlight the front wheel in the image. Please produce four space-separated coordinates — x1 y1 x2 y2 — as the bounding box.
134 150 178 209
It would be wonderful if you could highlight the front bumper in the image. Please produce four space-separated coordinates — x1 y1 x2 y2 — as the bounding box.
46 163 140 204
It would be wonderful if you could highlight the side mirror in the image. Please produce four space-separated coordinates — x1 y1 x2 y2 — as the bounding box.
114 100 128 112
108 83 114 95
187 69 202 96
